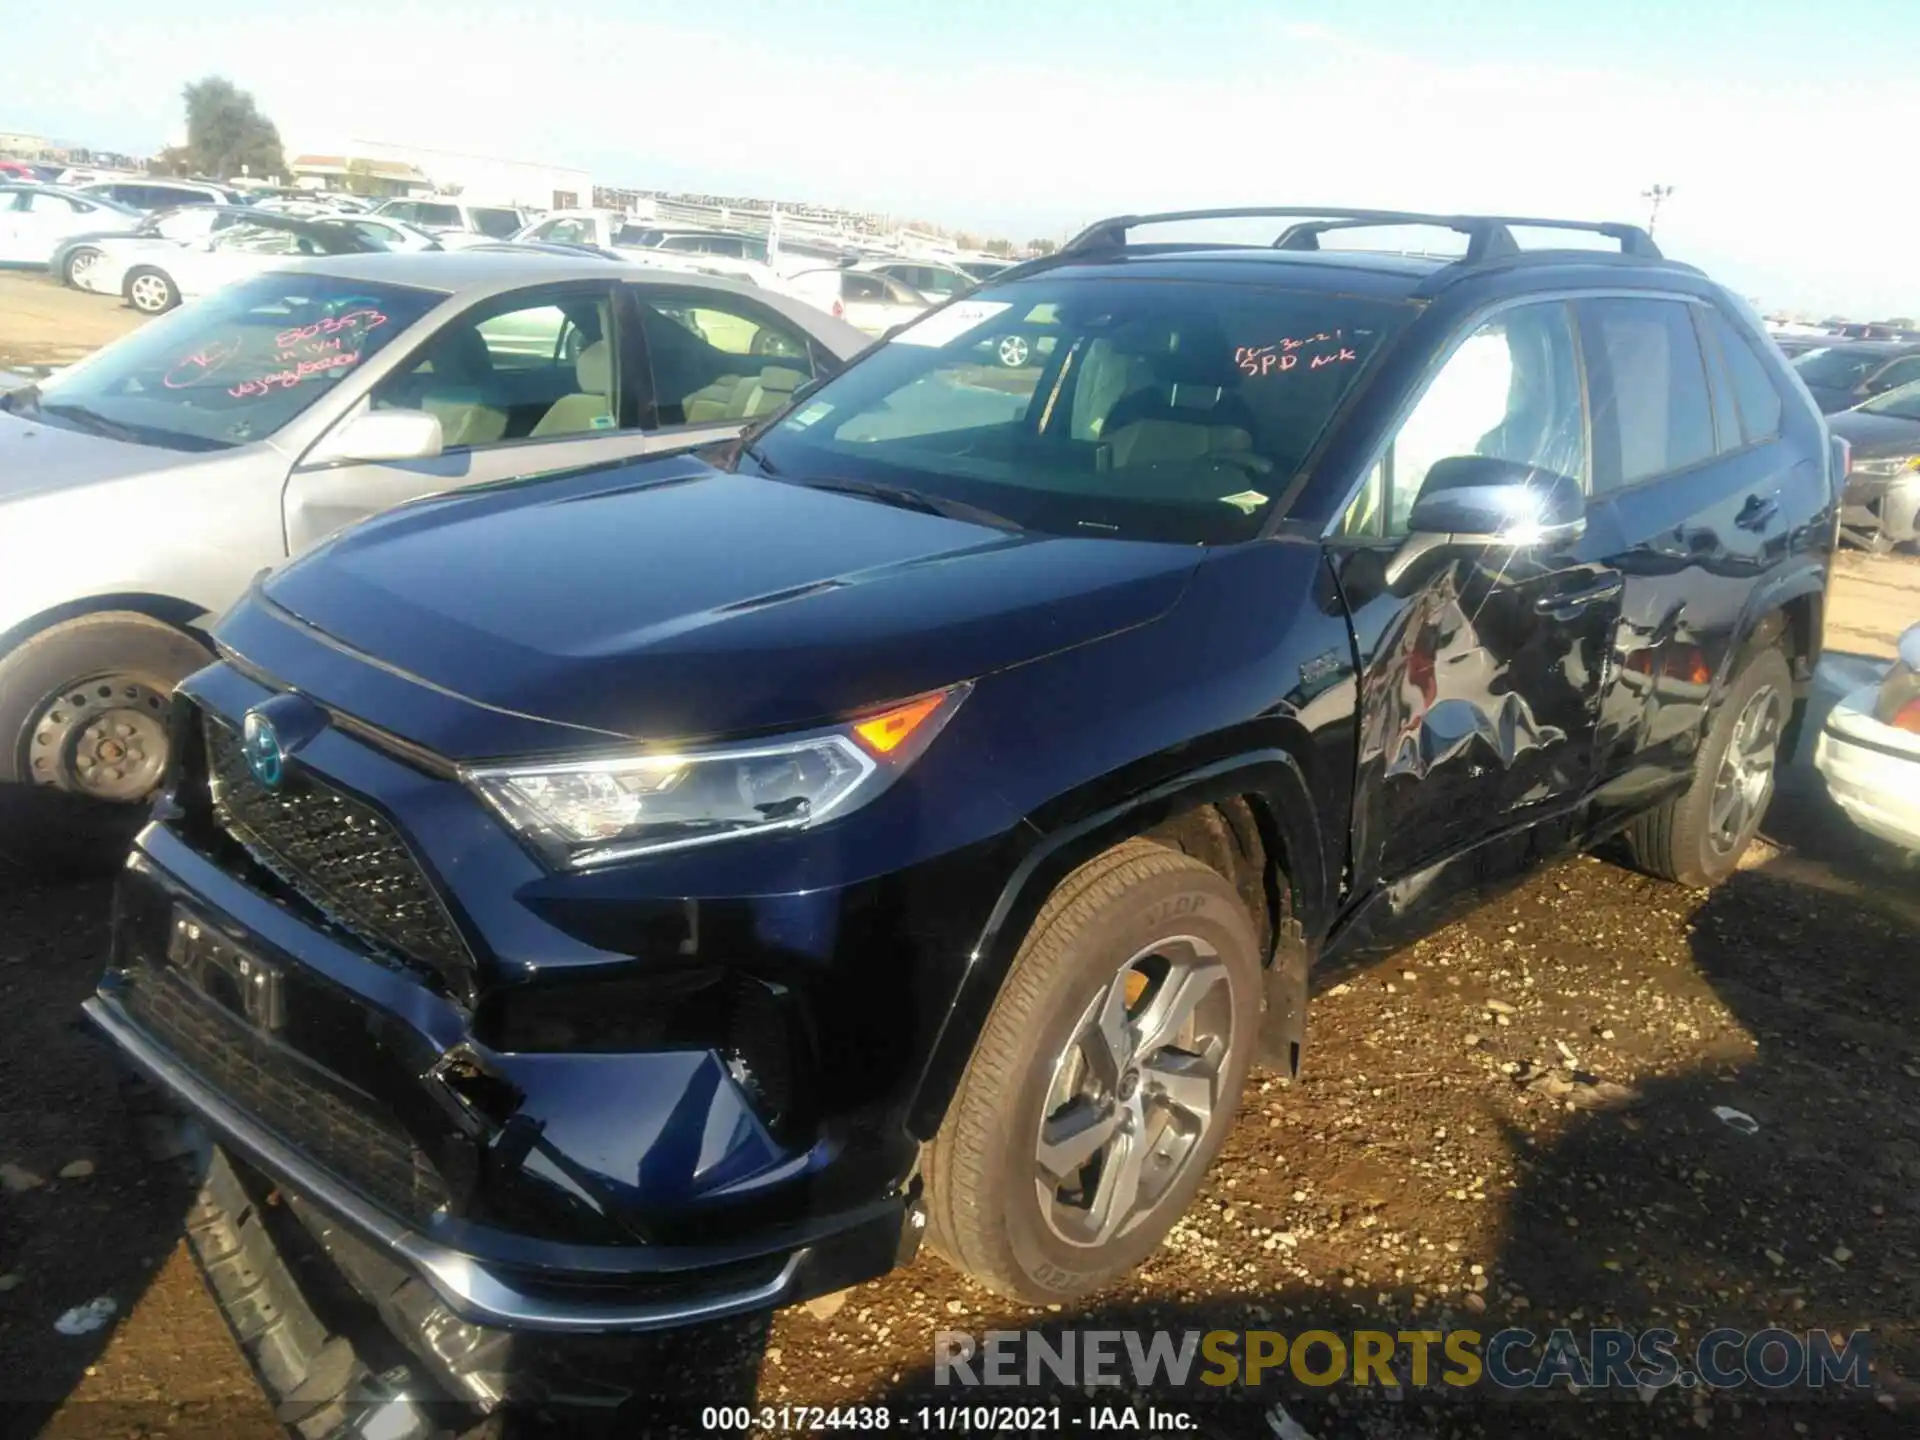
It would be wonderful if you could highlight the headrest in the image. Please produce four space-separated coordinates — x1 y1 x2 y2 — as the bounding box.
576 339 611 394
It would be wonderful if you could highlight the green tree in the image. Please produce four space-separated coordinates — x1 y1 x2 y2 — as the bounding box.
181 76 287 182
1026 237 1058 256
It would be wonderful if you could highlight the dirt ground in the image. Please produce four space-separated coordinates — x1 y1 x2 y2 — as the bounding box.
0 270 147 370
0 291 1917 1436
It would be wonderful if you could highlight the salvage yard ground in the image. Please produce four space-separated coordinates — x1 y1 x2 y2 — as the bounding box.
0 284 1917 1437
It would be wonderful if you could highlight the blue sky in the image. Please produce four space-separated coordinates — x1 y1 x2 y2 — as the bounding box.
5 0 1915 316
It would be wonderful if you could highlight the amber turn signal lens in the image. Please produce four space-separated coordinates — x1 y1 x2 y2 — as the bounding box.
1892 698 1920 735
853 692 950 756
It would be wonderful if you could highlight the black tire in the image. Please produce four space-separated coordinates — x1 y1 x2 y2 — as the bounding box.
924 838 1263 1303
0 611 211 799
61 245 103 289
124 266 180 315
1622 645 1793 886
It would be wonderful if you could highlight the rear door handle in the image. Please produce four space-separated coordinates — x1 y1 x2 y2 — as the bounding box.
1736 493 1780 532
1535 575 1623 620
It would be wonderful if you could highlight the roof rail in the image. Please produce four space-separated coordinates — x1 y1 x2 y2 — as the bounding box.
1059 207 1662 264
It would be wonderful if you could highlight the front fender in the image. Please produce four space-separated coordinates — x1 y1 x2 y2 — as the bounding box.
903 748 1327 1139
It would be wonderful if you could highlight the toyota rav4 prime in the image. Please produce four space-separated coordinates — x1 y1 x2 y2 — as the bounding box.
89 208 1836 1398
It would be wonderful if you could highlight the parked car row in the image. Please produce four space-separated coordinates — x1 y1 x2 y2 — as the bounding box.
1783 342 1920 553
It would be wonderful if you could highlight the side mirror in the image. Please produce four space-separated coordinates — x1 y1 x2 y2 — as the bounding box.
1386 456 1586 587
309 408 443 466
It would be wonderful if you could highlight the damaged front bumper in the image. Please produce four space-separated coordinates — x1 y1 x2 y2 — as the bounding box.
88 832 920 1338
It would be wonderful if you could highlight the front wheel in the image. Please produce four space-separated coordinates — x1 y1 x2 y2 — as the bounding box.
124 267 180 315
924 838 1263 1303
993 333 1031 367
0 612 211 801
1622 645 1792 886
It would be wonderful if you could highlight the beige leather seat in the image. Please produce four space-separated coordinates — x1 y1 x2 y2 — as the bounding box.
682 365 810 425
407 327 507 447
530 340 616 437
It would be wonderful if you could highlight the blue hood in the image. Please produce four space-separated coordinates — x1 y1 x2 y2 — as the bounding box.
253 456 1201 751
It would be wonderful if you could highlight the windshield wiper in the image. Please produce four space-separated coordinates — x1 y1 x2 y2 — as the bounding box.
38 402 148 445
795 476 1022 531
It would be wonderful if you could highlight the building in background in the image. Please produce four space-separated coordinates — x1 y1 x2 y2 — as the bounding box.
285 137 589 209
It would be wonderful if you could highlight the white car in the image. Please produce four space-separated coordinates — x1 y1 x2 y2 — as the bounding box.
516 211 781 288
863 259 979 303
1815 623 1920 851
785 266 929 336
0 183 142 266
105 215 386 314
371 197 528 244
76 178 249 211
0 251 868 803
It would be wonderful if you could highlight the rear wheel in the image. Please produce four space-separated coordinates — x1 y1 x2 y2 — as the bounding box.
1622 645 1792 886
124 267 180 315
0 613 210 801
993 333 1031 367
62 246 104 289
924 839 1263 1302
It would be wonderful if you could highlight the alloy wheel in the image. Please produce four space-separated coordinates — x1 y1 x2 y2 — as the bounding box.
128 274 171 313
66 248 102 286
1707 683 1783 855
1034 937 1235 1247
997 334 1031 367
26 674 172 801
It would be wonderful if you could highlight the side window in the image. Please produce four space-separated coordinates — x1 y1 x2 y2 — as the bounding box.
1871 355 1920 394
634 289 817 427
1696 311 1743 456
1702 310 1783 444
382 203 417 224
544 218 591 246
842 273 887 301
415 203 461 228
1337 302 1587 539
373 288 625 447
1577 297 1715 493
23 191 82 214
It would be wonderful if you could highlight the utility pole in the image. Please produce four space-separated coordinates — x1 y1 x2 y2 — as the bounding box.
1642 184 1674 238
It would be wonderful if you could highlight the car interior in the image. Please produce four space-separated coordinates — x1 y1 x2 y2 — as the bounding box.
371 290 822 446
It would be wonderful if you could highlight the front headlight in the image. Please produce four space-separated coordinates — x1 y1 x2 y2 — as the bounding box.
1852 454 1920 478
465 684 970 868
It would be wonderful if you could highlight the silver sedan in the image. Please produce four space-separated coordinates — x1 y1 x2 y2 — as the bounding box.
0 251 868 803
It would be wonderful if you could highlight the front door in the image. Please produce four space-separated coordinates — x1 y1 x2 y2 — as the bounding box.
1329 299 1623 892
283 281 662 551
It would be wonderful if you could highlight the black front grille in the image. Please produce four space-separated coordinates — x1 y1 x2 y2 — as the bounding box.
126 965 450 1226
203 718 473 1001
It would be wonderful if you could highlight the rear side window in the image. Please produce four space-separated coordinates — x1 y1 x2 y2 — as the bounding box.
415 203 461 228
1577 298 1716 492
1701 309 1784 444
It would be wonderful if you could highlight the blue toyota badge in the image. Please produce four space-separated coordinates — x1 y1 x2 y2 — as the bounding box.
242 710 285 789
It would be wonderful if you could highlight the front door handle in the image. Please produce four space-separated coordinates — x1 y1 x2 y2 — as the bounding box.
1736 493 1780 532
1535 574 1623 621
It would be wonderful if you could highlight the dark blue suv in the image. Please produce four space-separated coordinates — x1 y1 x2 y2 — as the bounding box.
90 209 1835 1359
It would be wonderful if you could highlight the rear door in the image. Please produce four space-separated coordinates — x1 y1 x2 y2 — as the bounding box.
1330 298 1622 890
1579 295 1805 800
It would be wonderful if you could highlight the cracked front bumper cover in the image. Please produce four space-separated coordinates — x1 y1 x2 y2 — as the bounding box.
86 991 919 1334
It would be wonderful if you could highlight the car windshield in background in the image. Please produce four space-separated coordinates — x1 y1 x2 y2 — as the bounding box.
1793 347 1884 389
471 207 522 238
16 274 435 451
1858 379 1920 422
747 277 1412 543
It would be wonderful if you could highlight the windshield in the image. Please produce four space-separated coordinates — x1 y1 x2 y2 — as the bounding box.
747 276 1412 543
1858 378 1920 422
17 273 436 451
1794 347 1884 389
470 207 522 238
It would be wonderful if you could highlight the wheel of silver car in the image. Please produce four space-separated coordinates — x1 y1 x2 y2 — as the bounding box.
0 612 211 800
924 838 1262 1302
62 246 103 289
996 334 1031 367
1706 681 1784 859
125 268 179 315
